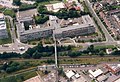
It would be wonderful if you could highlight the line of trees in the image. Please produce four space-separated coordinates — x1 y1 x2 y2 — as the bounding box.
0 42 119 60
0 43 73 59
37 5 89 20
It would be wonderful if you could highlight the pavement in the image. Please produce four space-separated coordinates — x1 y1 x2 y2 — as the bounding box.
0 16 35 54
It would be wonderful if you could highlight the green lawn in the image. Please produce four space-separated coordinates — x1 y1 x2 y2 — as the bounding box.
3 9 15 18
38 0 61 6
0 70 37 82
94 45 115 49
0 18 12 45
59 56 120 64
0 38 12 45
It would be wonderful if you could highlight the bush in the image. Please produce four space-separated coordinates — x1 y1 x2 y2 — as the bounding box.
35 14 49 24
13 0 21 6
19 3 36 11
3 9 16 18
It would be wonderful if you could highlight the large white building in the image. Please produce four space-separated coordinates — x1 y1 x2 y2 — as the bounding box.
45 2 65 12
0 13 8 39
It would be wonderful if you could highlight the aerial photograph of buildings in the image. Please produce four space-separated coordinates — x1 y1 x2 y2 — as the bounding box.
0 0 120 82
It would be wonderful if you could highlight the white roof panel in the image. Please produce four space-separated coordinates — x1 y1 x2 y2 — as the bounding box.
65 70 75 78
89 69 103 78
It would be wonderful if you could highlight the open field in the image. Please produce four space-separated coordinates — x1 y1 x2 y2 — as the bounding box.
94 45 115 49
0 70 37 82
1 55 120 81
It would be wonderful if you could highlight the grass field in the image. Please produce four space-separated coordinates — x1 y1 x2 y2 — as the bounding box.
1 56 120 82
0 18 12 45
59 56 120 64
94 45 115 49
38 0 61 6
0 38 12 45
0 70 37 82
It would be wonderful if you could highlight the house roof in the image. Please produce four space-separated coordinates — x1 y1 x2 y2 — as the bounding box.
65 70 75 78
24 76 41 82
89 69 103 78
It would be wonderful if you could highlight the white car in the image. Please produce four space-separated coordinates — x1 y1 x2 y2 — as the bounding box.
19 47 25 51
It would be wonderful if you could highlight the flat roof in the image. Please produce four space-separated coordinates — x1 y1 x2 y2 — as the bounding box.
24 76 41 82
74 73 80 78
89 69 103 78
65 70 75 79
21 26 54 35
0 13 4 18
52 2 65 10
97 75 108 82
54 23 95 34
106 64 120 71
17 9 37 18
82 15 94 24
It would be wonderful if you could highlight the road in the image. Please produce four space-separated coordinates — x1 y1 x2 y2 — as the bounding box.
0 16 35 54
85 0 115 42
0 1 117 54
0 0 119 54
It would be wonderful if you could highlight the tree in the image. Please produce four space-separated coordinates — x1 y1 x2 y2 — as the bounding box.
32 51 42 59
112 50 120 55
22 53 30 58
87 45 94 52
68 51 81 57
3 9 16 18
13 0 21 6
36 0 49 3
68 8 79 18
46 59 55 64
2 62 8 70
37 5 48 14
25 48 36 57
35 15 49 24
44 70 49 74
98 50 105 57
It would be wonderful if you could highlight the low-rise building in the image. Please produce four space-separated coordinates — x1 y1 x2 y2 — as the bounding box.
97 75 108 82
89 69 103 78
0 13 8 39
45 2 65 12
105 64 120 75
24 76 41 82
65 70 75 79
37 64 55 71
106 49 113 54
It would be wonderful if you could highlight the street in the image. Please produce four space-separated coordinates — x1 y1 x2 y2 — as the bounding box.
85 0 115 42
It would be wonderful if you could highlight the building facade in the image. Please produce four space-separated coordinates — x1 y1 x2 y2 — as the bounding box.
54 24 95 39
0 13 8 39
16 12 96 42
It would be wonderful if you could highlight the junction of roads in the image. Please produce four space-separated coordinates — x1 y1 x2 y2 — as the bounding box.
0 0 119 54
0 0 120 82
